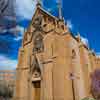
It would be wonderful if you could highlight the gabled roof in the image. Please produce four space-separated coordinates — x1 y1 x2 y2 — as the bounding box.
24 5 59 35
38 6 58 20
32 5 59 22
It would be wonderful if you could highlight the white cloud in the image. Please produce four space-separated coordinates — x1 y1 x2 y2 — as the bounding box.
9 25 24 35
0 55 17 70
67 20 73 30
14 36 22 41
0 27 7 33
0 25 24 37
3 16 16 21
13 26 25 41
3 25 24 41
96 53 100 57
16 26 25 35
15 0 37 20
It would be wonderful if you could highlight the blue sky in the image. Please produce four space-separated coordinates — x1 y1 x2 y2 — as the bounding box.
63 0 100 52
0 0 100 70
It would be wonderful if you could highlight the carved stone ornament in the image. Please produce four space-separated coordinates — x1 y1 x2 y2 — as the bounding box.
32 14 43 31
30 55 41 82
30 55 41 74
33 34 44 53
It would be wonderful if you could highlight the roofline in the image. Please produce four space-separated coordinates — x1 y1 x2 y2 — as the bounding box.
38 6 59 21
23 5 59 34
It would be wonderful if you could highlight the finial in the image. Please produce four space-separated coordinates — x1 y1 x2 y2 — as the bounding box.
91 49 94 53
58 0 63 20
77 32 80 37
77 32 81 42
36 0 41 7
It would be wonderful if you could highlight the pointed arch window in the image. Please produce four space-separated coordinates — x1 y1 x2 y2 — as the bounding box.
31 56 41 82
33 34 44 53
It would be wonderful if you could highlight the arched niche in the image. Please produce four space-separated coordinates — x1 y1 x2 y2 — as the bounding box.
33 34 44 53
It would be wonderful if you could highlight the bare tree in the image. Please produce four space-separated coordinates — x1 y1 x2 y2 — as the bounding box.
91 69 100 100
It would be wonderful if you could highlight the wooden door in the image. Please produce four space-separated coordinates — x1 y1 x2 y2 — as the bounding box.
33 81 41 100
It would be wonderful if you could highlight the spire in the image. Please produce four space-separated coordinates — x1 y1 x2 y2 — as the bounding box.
36 0 41 7
77 32 81 38
58 0 63 20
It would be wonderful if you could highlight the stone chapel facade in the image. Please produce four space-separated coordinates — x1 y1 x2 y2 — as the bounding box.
14 4 100 100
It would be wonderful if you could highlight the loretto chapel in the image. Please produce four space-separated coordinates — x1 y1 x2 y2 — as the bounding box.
14 0 100 100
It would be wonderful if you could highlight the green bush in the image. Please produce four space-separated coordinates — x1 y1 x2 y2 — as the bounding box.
81 97 96 100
